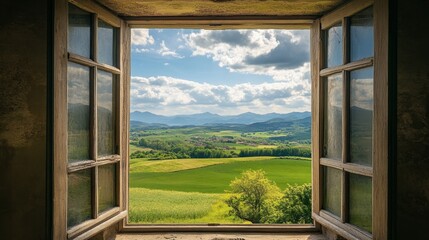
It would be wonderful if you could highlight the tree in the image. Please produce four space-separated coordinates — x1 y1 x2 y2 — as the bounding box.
276 184 312 224
225 169 281 223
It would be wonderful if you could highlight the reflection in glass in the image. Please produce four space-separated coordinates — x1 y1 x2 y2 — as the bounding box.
350 7 374 61
68 169 92 228
98 20 116 66
323 167 342 217
324 74 342 160
97 70 115 156
98 164 117 213
68 4 91 58
325 22 343 67
68 62 90 162
350 67 373 166
349 174 372 233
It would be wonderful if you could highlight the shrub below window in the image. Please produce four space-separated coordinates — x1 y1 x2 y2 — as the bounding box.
225 170 312 224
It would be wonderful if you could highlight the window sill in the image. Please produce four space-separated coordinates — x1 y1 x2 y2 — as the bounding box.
120 224 318 233
117 232 326 240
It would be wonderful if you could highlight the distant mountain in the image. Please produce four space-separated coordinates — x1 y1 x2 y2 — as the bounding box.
130 115 311 142
130 111 310 126
236 116 311 141
245 116 311 131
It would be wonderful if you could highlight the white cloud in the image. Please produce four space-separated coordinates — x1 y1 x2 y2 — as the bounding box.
131 29 154 46
158 41 183 58
164 63 169 66
185 30 310 82
130 76 310 115
134 48 150 53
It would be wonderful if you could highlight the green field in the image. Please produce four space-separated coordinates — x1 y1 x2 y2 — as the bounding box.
130 157 310 193
129 188 246 224
129 122 311 224
129 156 311 223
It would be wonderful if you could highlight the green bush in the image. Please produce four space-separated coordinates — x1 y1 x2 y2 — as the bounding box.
276 184 312 224
225 169 281 223
225 170 312 224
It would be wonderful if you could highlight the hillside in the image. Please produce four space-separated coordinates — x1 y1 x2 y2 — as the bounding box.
130 111 310 126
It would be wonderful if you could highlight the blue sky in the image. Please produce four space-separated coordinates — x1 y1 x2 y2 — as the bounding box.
130 28 310 115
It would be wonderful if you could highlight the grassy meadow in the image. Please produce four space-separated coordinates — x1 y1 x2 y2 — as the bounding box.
129 156 311 223
128 125 311 224
130 157 310 193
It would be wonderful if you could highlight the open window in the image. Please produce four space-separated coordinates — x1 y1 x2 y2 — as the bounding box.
53 1 128 239
126 27 313 227
53 0 388 239
311 1 388 239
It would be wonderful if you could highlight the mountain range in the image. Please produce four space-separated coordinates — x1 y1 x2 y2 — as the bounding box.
130 111 311 126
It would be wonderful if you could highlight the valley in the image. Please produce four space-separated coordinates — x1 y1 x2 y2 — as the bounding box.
128 111 312 224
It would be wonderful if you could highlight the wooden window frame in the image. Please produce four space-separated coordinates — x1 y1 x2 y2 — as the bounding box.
54 0 128 239
53 0 389 238
119 19 321 234
311 0 389 239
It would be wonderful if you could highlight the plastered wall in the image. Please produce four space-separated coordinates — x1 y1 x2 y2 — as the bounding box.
395 0 429 238
0 0 50 239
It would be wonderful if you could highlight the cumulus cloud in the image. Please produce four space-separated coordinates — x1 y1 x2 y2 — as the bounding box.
131 29 155 46
158 41 183 58
185 30 310 81
130 76 310 115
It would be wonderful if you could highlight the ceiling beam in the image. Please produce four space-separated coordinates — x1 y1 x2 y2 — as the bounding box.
124 16 316 29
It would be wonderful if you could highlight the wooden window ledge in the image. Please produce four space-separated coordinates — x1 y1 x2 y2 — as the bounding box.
116 233 326 240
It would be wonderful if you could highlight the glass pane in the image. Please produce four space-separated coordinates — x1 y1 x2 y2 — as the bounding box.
325 22 343 67
324 73 343 160
98 20 116 66
350 7 374 61
68 4 91 58
350 67 373 166
68 62 90 162
323 167 342 217
97 70 116 156
68 169 92 228
349 174 372 233
98 164 117 213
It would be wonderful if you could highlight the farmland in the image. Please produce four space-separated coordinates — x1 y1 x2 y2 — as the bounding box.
128 119 312 224
130 157 311 193
129 156 311 223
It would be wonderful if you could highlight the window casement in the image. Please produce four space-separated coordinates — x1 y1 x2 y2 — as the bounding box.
52 0 389 239
311 0 388 239
54 1 128 239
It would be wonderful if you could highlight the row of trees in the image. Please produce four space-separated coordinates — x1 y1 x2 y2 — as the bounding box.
226 170 312 224
130 148 237 160
238 147 311 158
131 138 311 160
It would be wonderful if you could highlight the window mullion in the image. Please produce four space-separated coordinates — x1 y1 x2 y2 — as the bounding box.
92 13 98 62
319 57 373 77
342 17 349 65
91 67 98 161
93 166 99 218
91 65 99 220
341 70 349 223
340 15 350 225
